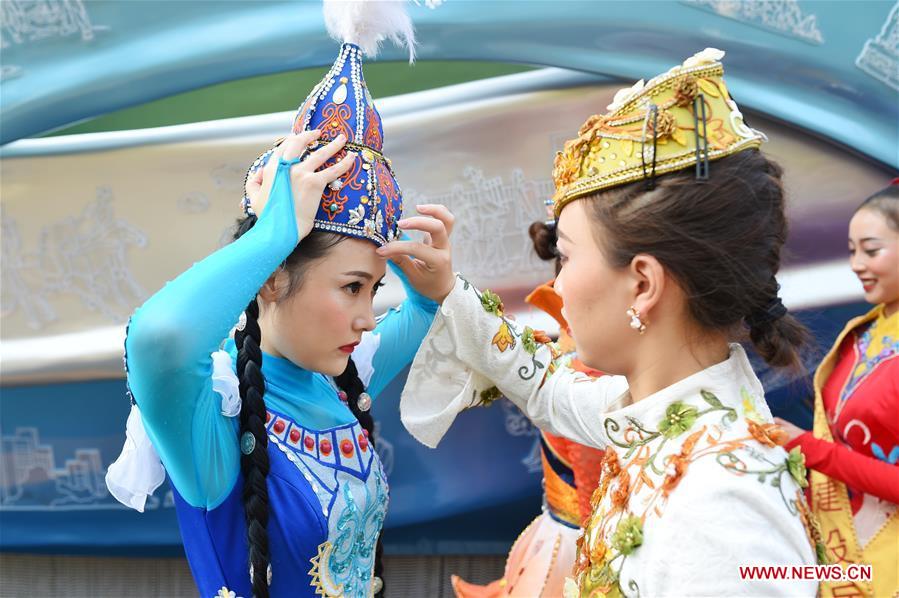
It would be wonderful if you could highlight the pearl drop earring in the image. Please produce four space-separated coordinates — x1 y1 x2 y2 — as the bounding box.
626 306 647 334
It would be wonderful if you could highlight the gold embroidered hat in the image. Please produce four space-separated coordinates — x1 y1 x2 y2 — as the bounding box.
551 48 766 216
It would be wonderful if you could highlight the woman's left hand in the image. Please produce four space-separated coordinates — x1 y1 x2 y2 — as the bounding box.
376 204 456 304
773 417 807 443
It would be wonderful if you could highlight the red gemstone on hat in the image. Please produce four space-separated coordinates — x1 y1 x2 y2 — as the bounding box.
340 439 354 457
358 434 369 452
289 429 301 443
338 390 348 402
320 438 332 456
304 436 314 450
273 420 285 434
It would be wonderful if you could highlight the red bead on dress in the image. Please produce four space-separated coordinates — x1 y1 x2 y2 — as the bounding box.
358 434 369 452
273 420 286 434
304 436 315 451
320 438 333 456
289 429 301 443
340 438 354 457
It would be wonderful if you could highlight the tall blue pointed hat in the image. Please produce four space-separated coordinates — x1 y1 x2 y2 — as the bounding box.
243 0 424 246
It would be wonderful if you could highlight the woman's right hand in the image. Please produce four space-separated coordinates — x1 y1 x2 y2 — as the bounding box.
245 130 355 240
773 416 807 444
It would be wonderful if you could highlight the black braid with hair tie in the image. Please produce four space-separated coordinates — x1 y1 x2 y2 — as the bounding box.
745 295 788 328
234 295 272 598
745 277 788 329
334 357 386 598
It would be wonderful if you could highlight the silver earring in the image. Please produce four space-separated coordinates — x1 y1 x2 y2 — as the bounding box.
626 307 647 334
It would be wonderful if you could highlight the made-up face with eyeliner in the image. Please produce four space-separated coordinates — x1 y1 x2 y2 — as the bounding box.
263 237 386 376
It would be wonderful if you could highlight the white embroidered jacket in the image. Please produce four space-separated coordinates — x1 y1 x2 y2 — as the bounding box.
401 276 819 597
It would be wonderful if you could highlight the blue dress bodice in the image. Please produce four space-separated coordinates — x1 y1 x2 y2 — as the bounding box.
175 409 388 598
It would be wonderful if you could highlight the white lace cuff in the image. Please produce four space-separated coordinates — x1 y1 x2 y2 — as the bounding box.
105 403 166 512
106 350 241 511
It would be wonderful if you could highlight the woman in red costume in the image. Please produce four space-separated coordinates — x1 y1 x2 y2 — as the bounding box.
776 182 899 597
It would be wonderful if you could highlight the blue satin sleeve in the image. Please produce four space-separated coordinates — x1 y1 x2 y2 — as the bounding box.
366 260 439 399
124 161 300 509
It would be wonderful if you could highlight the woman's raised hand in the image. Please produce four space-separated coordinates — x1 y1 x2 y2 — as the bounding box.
245 130 355 240
376 204 457 304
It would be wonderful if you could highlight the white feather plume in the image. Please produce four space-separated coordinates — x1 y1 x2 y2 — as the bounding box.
323 0 422 61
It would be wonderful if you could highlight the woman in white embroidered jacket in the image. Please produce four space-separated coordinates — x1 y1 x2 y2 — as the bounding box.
382 49 823 597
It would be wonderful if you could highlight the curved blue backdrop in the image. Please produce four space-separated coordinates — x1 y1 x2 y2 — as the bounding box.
2 1 897 166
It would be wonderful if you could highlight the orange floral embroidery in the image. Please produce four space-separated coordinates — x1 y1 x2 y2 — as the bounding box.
646 109 678 139
589 538 607 564
661 457 687 497
610 468 631 509
491 322 515 352
578 114 606 137
673 75 698 107
574 533 590 575
747 420 788 447
661 427 704 497
601 447 621 477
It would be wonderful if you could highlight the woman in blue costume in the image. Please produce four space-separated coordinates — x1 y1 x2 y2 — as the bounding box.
105 16 457 598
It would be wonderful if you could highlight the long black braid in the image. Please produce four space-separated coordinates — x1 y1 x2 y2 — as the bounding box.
334 358 386 598
232 215 272 597
235 294 271 597
232 215 385 597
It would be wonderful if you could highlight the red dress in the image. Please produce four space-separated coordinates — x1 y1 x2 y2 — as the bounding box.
787 305 899 542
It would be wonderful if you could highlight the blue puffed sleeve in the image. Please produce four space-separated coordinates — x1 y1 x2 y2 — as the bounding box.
124 160 300 509
364 260 439 399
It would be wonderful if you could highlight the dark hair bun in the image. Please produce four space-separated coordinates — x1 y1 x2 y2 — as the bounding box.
528 221 558 262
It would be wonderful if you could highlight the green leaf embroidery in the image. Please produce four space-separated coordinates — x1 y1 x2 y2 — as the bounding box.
700 390 723 409
816 542 829 565
787 447 809 489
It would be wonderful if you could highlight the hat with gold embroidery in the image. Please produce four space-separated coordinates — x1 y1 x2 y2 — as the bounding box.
551 48 766 216
242 1 434 245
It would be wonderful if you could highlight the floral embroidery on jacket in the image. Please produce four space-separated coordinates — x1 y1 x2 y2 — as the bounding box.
572 388 821 595
461 275 561 381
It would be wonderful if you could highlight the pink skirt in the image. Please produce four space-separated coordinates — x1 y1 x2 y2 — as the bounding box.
452 513 580 598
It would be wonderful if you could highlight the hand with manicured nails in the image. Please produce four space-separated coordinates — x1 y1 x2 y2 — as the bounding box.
376 204 457 304
244 130 356 241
